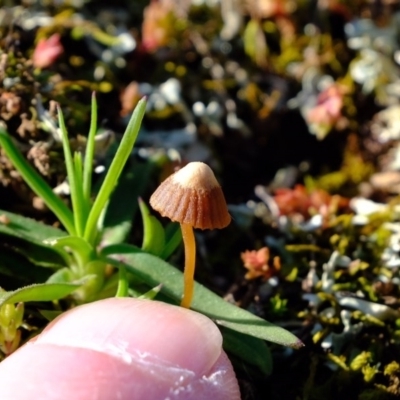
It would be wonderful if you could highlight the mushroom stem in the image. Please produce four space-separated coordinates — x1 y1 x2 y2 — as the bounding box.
180 223 196 308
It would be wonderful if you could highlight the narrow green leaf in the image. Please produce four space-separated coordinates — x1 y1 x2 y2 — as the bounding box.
74 152 84 192
0 236 67 268
221 326 273 376
0 245 52 286
84 98 147 244
57 106 84 237
46 268 73 284
45 272 101 303
102 245 303 348
39 309 63 321
0 209 67 242
161 223 182 259
138 284 163 300
0 282 83 306
76 263 105 299
0 131 75 235
100 160 154 246
74 151 89 224
0 210 68 267
115 265 129 297
139 198 165 256
83 92 98 201
94 273 120 300
44 236 94 270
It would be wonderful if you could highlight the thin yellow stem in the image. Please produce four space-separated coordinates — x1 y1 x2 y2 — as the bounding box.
180 223 196 308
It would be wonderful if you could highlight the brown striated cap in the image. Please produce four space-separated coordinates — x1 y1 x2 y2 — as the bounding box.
150 162 231 230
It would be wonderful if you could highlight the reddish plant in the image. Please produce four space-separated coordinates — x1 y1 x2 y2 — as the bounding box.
274 184 348 219
141 0 177 52
306 84 344 126
241 247 281 280
32 34 63 69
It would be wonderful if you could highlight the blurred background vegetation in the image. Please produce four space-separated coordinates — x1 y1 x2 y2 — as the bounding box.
1 1 400 399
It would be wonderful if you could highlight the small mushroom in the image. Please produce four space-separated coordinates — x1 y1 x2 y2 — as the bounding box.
150 162 231 308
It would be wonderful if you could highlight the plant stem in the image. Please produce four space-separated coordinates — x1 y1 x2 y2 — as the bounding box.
180 223 196 308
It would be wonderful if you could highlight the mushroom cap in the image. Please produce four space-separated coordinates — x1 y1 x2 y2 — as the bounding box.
149 162 231 230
